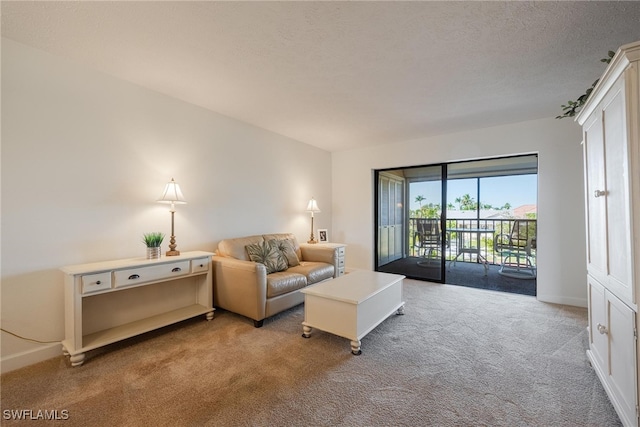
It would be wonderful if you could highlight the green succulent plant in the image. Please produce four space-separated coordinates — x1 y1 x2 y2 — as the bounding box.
556 50 615 119
142 232 165 248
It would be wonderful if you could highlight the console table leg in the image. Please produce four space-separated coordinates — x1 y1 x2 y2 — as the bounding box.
69 353 85 367
302 325 312 338
351 340 362 355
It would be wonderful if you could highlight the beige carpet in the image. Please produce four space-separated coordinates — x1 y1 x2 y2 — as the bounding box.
1 279 621 426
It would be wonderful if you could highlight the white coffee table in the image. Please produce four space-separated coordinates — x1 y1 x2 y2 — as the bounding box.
301 270 405 355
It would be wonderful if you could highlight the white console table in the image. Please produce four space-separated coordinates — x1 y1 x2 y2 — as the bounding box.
60 251 214 367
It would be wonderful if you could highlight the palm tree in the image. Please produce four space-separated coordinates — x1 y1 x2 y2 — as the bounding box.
415 195 425 217
457 193 476 210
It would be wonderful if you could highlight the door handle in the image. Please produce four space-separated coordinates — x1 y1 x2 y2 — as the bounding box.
594 190 606 198
596 323 608 335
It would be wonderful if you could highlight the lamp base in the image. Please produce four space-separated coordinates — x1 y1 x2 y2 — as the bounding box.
307 239 318 244
166 233 179 256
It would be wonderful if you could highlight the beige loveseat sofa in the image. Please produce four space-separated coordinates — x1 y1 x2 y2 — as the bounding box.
212 233 341 327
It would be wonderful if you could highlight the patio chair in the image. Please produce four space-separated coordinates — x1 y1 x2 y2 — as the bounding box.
494 220 536 279
414 218 442 267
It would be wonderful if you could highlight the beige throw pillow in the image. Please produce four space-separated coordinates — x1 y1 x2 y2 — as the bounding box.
274 239 300 267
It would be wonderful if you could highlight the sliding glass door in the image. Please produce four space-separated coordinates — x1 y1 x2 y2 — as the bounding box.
375 155 538 296
408 165 445 281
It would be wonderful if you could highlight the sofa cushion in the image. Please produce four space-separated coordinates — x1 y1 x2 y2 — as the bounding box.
218 235 264 261
246 240 288 274
266 271 307 298
287 261 334 285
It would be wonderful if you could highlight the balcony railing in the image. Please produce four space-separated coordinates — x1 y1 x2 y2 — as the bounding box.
409 217 537 266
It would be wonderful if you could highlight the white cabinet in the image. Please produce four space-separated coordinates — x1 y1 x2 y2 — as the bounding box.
61 251 214 367
578 40 640 427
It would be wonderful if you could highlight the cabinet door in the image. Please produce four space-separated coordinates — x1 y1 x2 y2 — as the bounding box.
606 290 638 427
584 76 635 307
583 111 608 280
602 80 634 304
588 276 608 372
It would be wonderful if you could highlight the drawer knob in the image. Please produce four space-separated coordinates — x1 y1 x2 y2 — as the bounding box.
199 264 204 268
172 267 182 273
128 274 140 280
96 280 101 285
596 323 608 335
594 190 606 198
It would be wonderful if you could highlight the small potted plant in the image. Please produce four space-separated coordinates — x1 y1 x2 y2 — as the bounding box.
143 232 165 259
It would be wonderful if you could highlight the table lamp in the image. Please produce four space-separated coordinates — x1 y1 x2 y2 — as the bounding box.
157 178 187 256
306 197 321 244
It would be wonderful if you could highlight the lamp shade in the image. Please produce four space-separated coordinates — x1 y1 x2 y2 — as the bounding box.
157 178 187 204
306 198 320 213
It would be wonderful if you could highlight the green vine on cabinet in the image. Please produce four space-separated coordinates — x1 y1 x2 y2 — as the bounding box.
556 50 615 119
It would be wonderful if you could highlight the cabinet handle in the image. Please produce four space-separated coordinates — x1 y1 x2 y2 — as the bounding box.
596 323 608 335
594 190 606 198
171 267 182 273
128 274 140 280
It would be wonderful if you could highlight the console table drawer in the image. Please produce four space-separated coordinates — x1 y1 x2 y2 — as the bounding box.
82 272 112 294
114 260 190 288
191 257 210 274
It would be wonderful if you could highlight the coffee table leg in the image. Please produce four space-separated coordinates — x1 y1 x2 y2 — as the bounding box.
302 325 312 338
351 340 362 355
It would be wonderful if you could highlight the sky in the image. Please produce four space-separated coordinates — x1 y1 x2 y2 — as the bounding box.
409 174 537 211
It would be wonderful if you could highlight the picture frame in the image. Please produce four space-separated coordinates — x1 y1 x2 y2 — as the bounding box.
318 229 328 243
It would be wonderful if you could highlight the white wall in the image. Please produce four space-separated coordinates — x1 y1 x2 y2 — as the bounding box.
0 39 332 372
332 118 586 307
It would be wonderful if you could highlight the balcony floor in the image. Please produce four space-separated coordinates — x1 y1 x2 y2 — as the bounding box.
378 256 536 297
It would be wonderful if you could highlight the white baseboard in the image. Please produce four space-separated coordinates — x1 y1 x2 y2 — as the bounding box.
1 343 62 374
537 293 587 308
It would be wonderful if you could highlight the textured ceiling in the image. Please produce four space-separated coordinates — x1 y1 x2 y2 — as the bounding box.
2 1 640 152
